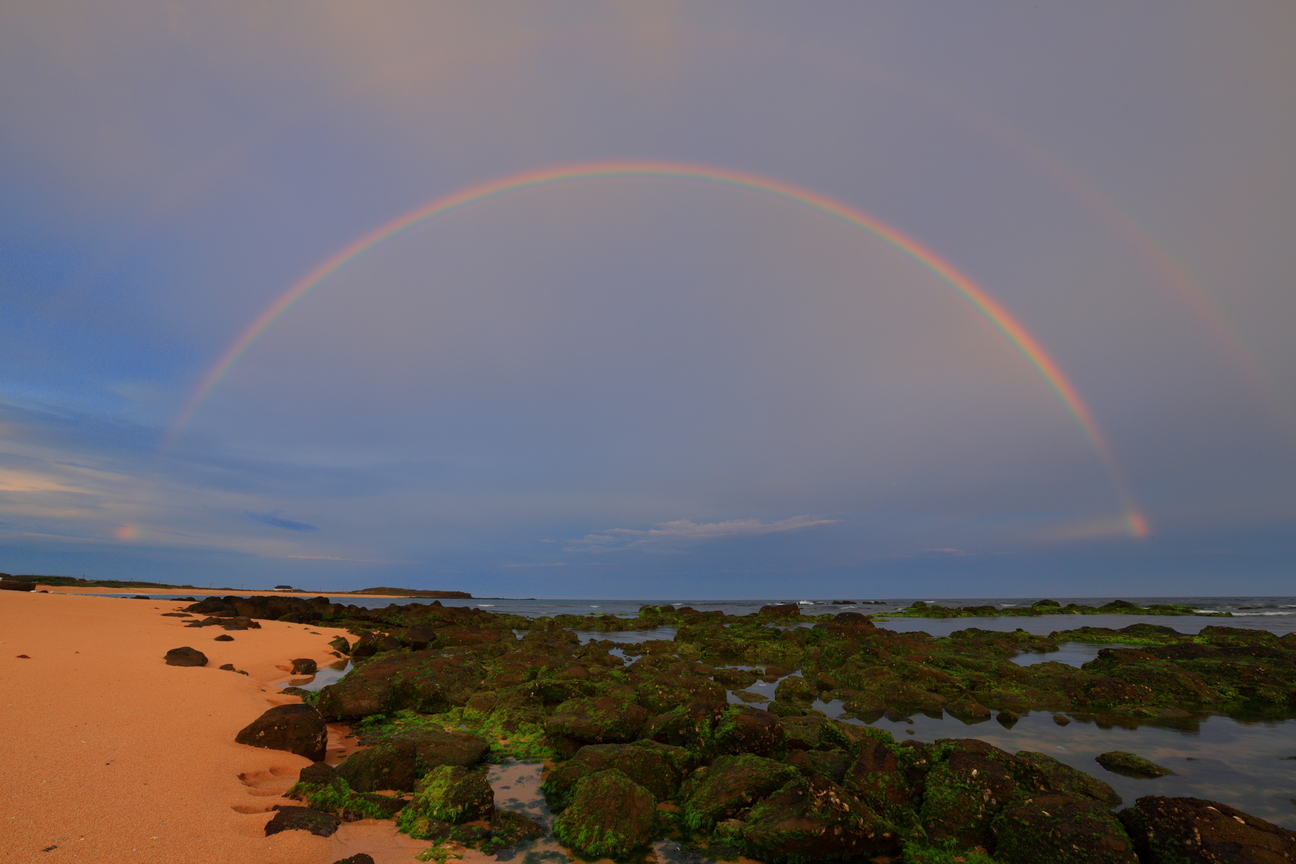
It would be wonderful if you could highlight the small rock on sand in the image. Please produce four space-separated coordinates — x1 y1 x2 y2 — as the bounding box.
264 805 340 837
332 856 375 864
290 658 317 675
213 634 234 642
164 647 208 667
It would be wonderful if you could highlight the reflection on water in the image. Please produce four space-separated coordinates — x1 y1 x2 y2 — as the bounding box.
1011 642 1139 667
813 706 1296 828
281 659 351 691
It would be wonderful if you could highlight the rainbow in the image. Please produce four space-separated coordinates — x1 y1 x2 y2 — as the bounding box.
163 160 1149 538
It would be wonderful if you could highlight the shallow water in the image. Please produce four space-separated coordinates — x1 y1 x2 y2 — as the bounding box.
1010 642 1139 666
819 708 1296 829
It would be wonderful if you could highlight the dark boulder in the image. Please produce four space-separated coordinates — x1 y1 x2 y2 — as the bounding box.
397 624 438 650
387 726 488 770
328 636 351 654
397 765 494 836
843 740 920 827
1096 750 1175 778
759 604 801 617
337 740 419 792
544 696 647 743
164 646 208 667
313 649 488 719
920 748 1017 849
331 856 375 864
235 704 328 761
740 775 900 862
213 634 234 642
713 705 784 757
264 806 340 837
542 743 684 810
291 658 318 675
1016 751 1121 805
1118 795 1296 863
992 792 1137 864
552 769 657 860
680 753 797 830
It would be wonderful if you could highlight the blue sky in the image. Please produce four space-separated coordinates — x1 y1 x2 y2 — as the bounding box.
1 2 1293 597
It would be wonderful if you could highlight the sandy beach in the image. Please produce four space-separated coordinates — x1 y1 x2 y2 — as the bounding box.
0 590 432 864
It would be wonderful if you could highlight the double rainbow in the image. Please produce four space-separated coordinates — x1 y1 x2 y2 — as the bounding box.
163 160 1148 538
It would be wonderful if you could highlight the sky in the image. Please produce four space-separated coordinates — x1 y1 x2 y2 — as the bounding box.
2 2 1294 598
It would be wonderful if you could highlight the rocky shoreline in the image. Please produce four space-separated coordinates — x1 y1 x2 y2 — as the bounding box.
193 594 1296 863
885 598 1230 619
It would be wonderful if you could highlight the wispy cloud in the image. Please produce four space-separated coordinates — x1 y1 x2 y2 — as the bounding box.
567 515 838 553
246 511 318 532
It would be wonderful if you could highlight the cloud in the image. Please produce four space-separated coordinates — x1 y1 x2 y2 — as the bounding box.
567 515 838 553
246 511 317 532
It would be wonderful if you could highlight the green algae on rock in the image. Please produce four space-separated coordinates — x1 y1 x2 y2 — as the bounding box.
1095 750 1176 778
396 765 494 837
552 769 658 861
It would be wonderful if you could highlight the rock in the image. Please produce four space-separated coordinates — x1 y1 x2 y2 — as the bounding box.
337 740 419 792
992 792 1137 863
542 743 685 809
997 709 1020 727
842 739 920 826
552 769 657 860
1016 751 1121 806
313 648 489 719
740 775 901 862
1118 795 1296 863
712 667 760 689
774 675 819 705
291 658 318 675
920 747 1017 849
759 604 801 618
680 753 798 830
713 705 784 756
1096 750 1175 778
397 624 438 650
544 696 647 743
164 646 208 667
328 636 351 654
264 806 340 837
945 698 992 723
397 765 494 836
331 856 375 864
235 704 328 761
388 726 488 770
214 634 234 642
489 809 546 850
1054 713 1072 725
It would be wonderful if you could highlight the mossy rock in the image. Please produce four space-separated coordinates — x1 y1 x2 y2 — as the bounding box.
544 742 684 808
1015 751 1121 806
992 792 1137 864
920 749 1017 849
1095 751 1175 778
552 769 657 861
544 695 648 743
680 753 798 831
1117 795 1296 863
739 775 901 863
336 740 419 792
285 762 407 821
396 765 494 837
842 740 921 833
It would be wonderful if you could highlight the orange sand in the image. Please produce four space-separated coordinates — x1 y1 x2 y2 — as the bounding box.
0 591 432 864
41 586 418 599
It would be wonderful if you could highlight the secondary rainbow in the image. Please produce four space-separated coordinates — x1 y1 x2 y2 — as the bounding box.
163 160 1149 538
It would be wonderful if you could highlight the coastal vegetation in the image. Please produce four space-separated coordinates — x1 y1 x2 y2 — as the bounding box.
193 595 1296 861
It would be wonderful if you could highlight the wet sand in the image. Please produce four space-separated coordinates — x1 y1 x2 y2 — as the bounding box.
0 590 433 863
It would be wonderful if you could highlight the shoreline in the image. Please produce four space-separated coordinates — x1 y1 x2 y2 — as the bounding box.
0 591 432 863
